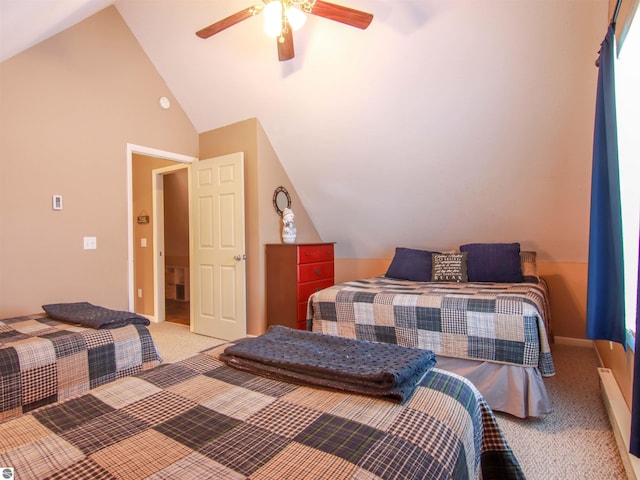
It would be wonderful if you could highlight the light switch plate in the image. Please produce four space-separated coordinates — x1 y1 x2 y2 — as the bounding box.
83 237 97 250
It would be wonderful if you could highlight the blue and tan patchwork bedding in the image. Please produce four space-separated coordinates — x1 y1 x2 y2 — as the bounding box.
0 312 162 421
309 276 555 376
0 341 524 479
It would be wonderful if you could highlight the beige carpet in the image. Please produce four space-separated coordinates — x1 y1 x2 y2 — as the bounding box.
496 343 627 479
147 321 225 363
147 322 628 479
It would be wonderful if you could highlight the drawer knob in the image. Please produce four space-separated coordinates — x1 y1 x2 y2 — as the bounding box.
315 269 322 275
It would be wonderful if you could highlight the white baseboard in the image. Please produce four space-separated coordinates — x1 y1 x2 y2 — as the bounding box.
554 336 594 348
599 367 640 480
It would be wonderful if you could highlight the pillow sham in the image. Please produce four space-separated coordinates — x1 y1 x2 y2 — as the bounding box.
459 242 523 283
432 252 468 282
520 250 540 283
385 247 437 282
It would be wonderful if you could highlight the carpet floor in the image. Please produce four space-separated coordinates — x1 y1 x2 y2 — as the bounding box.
147 321 225 363
496 343 627 479
148 322 628 479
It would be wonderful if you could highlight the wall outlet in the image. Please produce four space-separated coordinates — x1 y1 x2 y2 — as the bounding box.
137 289 143 298
83 236 97 250
141 238 147 247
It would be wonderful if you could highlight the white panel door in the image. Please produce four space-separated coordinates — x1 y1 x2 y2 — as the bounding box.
190 152 246 340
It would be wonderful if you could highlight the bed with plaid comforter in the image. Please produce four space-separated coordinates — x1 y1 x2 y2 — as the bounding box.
309 276 555 376
0 342 524 480
0 313 162 421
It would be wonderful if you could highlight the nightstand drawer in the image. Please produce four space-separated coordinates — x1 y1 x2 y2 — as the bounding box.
297 279 334 303
298 244 334 264
298 262 334 282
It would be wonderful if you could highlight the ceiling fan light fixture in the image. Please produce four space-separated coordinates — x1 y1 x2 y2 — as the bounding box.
263 1 283 37
286 6 307 31
263 1 307 37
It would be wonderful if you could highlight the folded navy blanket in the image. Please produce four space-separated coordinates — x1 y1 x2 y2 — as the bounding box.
220 325 437 403
42 302 150 329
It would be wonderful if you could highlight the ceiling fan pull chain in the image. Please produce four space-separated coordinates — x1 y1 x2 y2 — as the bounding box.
281 1 288 38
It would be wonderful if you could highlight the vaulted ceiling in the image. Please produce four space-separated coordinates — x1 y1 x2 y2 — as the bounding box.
0 0 607 260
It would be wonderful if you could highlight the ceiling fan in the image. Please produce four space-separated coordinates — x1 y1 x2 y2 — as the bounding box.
196 0 373 61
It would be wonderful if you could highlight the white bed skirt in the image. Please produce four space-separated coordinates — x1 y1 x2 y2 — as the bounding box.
435 356 552 418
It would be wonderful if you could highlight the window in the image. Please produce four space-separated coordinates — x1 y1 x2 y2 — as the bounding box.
615 14 640 348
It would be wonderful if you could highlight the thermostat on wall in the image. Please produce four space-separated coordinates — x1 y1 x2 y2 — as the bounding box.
52 195 63 210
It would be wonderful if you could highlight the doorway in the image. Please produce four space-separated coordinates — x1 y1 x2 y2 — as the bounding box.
127 144 196 320
154 166 190 326
127 144 248 341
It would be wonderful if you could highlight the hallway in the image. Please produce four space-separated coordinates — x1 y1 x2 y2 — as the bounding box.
165 299 189 325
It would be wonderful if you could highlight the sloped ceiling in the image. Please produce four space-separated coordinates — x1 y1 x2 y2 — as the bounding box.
0 0 607 260
0 0 114 61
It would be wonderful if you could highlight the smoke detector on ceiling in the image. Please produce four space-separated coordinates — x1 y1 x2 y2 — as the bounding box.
159 96 171 109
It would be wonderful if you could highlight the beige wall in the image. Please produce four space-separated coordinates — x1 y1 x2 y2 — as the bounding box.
131 154 178 315
163 168 189 268
537 261 589 339
199 118 321 335
0 7 198 316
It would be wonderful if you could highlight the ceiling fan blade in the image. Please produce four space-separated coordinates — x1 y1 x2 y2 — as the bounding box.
309 0 373 29
278 28 295 61
196 7 257 39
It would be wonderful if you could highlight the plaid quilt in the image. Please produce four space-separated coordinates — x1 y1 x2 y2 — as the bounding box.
309 276 555 376
0 313 162 421
0 343 524 480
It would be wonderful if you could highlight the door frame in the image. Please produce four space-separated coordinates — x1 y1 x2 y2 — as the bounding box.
152 163 190 323
126 143 197 316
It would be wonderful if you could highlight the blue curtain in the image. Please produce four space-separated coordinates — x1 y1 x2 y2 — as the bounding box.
630 239 640 456
586 23 625 347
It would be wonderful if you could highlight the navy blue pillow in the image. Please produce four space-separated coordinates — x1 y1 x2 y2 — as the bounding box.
459 243 523 283
385 247 438 282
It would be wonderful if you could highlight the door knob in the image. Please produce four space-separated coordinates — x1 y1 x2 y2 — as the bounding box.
233 254 246 261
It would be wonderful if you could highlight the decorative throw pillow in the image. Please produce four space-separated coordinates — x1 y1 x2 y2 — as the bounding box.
431 252 468 282
520 251 540 283
385 247 438 282
459 243 523 283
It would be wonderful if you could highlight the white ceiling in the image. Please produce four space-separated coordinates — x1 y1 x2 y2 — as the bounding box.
0 0 114 62
0 0 604 261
